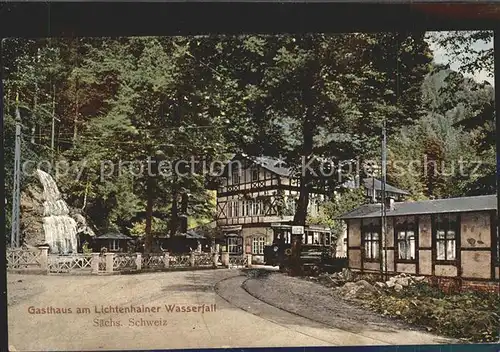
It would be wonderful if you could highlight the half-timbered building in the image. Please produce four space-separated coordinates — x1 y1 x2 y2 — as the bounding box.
339 194 499 290
213 154 332 263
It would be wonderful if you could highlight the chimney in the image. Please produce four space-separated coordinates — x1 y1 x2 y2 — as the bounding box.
385 196 395 211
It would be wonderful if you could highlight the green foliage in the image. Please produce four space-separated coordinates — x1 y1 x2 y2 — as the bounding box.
4 32 493 245
129 217 168 237
309 188 366 239
363 282 500 342
82 241 92 254
429 31 493 79
387 62 495 199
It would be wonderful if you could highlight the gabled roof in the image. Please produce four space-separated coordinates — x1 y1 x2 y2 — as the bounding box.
95 232 133 240
338 194 497 220
362 178 410 195
340 177 409 195
244 154 291 177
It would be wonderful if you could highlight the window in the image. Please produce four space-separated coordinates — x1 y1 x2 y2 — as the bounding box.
325 233 331 246
227 201 240 218
241 200 248 216
434 214 458 261
252 236 266 255
232 171 240 185
395 219 417 261
251 169 259 181
110 240 120 251
227 236 242 254
233 201 239 217
362 221 381 260
397 230 416 260
253 199 264 216
497 227 500 264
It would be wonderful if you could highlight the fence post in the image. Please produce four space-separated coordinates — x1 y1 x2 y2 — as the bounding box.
136 253 142 271
39 246 49 274
105 253 114 273
163 252 170 269
212 252 219 268
91 253 100 274
246 253 252 268
190 252 196 267
221 252 230 268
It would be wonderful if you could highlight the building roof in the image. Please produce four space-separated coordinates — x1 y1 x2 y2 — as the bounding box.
341 177 410 195
241 154 291 177
95 232 133 240
362 178 410 195
338 194 497 220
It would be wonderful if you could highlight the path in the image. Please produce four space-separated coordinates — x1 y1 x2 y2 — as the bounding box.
7 268 453 351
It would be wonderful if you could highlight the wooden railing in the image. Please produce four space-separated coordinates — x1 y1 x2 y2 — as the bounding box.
48 254 93 273
7 248 42 269
7 248 253 275
228 254 248 268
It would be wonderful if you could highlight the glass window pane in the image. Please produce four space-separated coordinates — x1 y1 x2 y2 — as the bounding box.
372 232 379 240
365 242 371 258
446 230 455 239
398 231 406 240
409 237 415 260
437 230 445 239
398 241 406 259
437 241 446 260
373 241 379 259
447 239 456 260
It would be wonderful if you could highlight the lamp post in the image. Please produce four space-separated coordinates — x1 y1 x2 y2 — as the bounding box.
11 96 22 248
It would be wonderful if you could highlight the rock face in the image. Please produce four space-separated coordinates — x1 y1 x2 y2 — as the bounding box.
69 210 96 237
19 184 46 247
18 172 96 249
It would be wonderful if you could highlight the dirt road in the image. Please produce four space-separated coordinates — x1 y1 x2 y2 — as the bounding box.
7 268 454 351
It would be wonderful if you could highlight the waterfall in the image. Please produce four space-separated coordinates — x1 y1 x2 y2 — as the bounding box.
36 169 78 254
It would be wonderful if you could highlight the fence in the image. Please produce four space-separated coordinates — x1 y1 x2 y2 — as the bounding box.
48 254 93 273
7 248 42 270
6 247 253 275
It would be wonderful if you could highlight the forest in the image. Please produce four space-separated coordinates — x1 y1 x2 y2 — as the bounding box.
3 31 496 250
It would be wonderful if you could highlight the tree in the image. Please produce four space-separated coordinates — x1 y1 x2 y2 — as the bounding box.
430 31 493 79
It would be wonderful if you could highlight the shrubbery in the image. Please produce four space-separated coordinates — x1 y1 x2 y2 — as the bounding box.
362 281 500 342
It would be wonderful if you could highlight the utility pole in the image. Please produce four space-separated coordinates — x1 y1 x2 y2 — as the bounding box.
380 118 388 281
31 48 40 145
51 84 56 166
11 95 22 248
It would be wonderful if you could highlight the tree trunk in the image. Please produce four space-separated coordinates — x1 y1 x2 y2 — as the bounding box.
293 107 315 225
290 59 317 275
144 175 155 254
170 184 179 237
180 192 188 233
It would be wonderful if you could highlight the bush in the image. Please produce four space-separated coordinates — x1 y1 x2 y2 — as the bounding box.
363 282 500 342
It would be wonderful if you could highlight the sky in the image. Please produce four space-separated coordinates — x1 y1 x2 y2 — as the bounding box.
426 31 494 86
